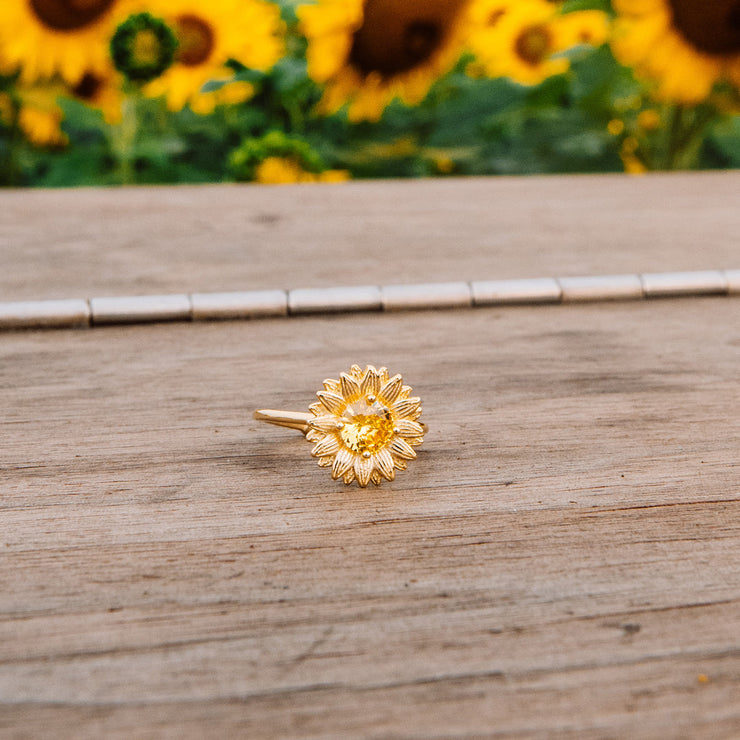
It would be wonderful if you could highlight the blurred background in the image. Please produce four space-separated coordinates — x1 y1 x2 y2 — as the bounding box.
1 0 739 187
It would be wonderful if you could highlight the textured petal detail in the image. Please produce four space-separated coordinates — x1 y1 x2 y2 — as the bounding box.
332 447 354 479
340 372 361 401
323 378 340 393
343 469 355 484
379 374 403 404
349 364 364 378
309 402 324 416
393 397 422 420
378 367 389 383
354 454 374 487
394 459 408 471
374 447 395 480
394 419 424 437
406 437 425 447
391 437 417 460
318 391 346 415
309 415 342 433
361 365 381 396
311 435 340 458
306 429 323 443
317 456 333 467
400 385 413 399
371 470 382 486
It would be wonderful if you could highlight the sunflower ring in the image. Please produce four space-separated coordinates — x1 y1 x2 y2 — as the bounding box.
254 364 426 487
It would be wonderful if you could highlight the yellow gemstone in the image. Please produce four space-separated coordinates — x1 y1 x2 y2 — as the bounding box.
339 399 394 454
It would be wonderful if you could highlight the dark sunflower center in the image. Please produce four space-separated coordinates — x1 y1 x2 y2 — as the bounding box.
175 14 215 66
72 72 103 99
515 24 552 66
668 0 740 55
29 0 115 32
348 0 466 77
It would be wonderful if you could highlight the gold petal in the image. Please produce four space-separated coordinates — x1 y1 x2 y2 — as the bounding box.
311 435 340 457
323 378 340 393
317 456 333 467
332 447 354 479
350 364 364 378
354 454 374 487
392 397 422 420
340 372 361 401
375 447 395 480
378 367 389 383
318 391 346 415
379 374 403 404
371 470 382 486
309 402 324 416
306 429 323 443
391 437 417 460
361 365 381 396
394 459 408 471
309 415 342 433
343 469 355 484
394 419 424 437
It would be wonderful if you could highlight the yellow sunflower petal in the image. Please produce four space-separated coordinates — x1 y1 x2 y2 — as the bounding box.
392 397 422 420
311 435 341 457
379 374 404 404
318 391 346 415
354 454 374 487
332 447 355 479
309 416 343 433
374 447 396 481
394 420 425 437
360 365 381 397
340 372 361 401
391 437 417 460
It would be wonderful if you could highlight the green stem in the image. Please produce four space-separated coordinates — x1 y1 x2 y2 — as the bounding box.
111 87 139 184
669 106 715 170
661 104 715 170
656 103 680 170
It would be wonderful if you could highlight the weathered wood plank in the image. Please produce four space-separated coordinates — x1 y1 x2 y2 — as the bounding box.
2 172 740 302
1 175 739 738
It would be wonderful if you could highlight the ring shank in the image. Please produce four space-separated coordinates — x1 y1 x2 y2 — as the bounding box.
254 409 428 436
253 409 312 434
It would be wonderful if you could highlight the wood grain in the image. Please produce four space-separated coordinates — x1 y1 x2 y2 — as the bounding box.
1 174 739 739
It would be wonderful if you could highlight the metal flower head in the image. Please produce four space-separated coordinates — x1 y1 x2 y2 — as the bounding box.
306 364 424 487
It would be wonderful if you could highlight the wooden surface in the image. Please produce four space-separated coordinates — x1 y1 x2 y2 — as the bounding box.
1 173 739 739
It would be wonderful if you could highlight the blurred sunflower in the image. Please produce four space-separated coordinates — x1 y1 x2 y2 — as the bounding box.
255 156 349 184
70 71 125 123
0 0 139 85
298 0 473 122
143 0 283 111
612 0 740 102
467 0 607 85
189 79 255 115
230 130 349 183
15 82 68 146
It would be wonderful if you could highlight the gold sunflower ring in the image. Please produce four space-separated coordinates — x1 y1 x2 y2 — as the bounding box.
254 364 426 487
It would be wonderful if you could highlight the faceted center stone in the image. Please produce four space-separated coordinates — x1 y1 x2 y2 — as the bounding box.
339 398 394 454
